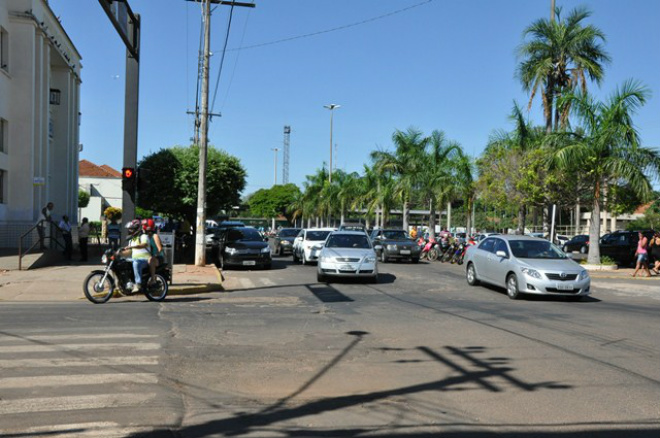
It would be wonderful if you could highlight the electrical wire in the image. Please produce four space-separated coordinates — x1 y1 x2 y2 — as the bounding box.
219 1 253 111
210 3 235 115
226 0 435 52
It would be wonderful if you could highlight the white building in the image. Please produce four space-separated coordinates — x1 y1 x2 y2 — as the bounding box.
78 160 122 222
0 0 81 247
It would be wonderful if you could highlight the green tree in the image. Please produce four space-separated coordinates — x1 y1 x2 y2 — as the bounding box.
78 190 90 209
137 145 246 225
549 81 660 264
247 184 301 225
517 6 610 133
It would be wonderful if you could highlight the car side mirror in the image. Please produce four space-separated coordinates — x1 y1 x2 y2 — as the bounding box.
374 245 383 251
495 250 508 258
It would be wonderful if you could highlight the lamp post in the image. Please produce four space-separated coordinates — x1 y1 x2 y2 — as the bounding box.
271 147 279 185
323 104 340 182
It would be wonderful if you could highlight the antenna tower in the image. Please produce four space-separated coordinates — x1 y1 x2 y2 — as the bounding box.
283 125 291 184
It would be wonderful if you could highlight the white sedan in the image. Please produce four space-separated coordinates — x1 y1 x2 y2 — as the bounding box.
292 228 335 265
317 231 378 283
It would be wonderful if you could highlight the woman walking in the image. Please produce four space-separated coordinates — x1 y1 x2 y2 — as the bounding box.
631 232 651 277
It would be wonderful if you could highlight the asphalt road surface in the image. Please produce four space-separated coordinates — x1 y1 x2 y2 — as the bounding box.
1 259 659 437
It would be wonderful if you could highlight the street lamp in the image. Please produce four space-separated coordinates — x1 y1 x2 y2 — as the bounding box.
271 147 279 186
323 104 340 182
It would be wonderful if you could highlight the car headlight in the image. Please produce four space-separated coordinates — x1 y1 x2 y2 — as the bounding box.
579 270 590 280
364 256 376 263
320 256 333 263
224 247 237 255
387 244 397 251
261 246 271 254
521 267 541 279
281 240 291 245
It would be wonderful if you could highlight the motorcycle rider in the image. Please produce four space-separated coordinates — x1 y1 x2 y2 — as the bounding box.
141 218 164 285
122 219 151 293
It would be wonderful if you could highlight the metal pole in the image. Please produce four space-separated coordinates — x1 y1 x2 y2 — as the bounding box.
329 110 333 183
194 0 211 266
272 148 279 185
550 0 556 21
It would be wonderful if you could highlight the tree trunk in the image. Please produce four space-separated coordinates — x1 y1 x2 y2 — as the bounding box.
402 199 409 231
466 197 473 236
587 182 602 265
428 198 436 241
517 205 526 235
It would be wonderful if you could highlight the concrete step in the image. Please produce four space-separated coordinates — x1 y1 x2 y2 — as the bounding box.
0 249 64 271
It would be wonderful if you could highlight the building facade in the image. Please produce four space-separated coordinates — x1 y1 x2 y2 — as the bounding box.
78 160 122 222
0 0 81 247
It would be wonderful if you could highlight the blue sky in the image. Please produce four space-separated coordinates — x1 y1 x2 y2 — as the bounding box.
50 0 660 195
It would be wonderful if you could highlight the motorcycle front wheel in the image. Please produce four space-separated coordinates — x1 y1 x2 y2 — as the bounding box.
83 272 114 304
145 274 168 302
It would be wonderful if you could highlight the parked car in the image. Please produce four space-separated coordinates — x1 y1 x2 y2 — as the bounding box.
464 235 590 300
293 228 335 264
317 231 378 283
216 227 271 269
563 234 589 253
273 228 302 256
369 229 421 263
218 220 245 230
599 230 655 266
476 232 500 242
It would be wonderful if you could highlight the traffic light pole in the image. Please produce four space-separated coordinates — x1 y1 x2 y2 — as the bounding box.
122 48 140 243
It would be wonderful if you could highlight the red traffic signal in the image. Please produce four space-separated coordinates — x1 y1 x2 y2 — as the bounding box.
122 167 135 179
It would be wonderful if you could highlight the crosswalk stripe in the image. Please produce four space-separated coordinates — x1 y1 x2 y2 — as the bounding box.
261 278 276 287
0 422 153 438
0 392 158 415
0 334 157 344
0 373 158 389
238 278 253 289
0 342 160 353
0 356 159 368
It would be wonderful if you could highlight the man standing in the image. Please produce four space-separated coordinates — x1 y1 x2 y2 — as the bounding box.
58 215 73 260
38 202 54 249
78 218 90 262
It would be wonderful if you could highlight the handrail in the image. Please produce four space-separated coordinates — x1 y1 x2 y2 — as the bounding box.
18 220 66 270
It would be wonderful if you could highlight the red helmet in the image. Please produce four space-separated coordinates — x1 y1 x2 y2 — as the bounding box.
141 218 155 232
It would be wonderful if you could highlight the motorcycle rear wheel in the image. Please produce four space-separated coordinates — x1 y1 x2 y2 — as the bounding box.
145 274 168 302
428 248 439 261
83 273 114 304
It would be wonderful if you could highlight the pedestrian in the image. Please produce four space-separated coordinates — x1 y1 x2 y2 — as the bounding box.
78 218 90 262
107 218 121 251
631 232 651 278
410 226 418 240
58 215 73 260
37 202 54 249
649 231 660 275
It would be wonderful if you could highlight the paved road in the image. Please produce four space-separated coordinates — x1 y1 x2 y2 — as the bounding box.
1 258 658 437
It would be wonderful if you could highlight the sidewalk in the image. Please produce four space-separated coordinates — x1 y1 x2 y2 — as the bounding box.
0 263 224 302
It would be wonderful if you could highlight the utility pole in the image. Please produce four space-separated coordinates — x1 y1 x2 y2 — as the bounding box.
187 0 255 266
282 126 291 184
550 0 556 21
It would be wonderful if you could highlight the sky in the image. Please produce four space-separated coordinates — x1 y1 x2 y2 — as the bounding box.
49 0 660 196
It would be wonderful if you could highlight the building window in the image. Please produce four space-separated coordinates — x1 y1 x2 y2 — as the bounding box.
0 118 6 153
0 27 7 71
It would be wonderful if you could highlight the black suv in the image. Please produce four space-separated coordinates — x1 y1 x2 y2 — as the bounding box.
563 234 589 254
599 230 655 266
370 229 421 263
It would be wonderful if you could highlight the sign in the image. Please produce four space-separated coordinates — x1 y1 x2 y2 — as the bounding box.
159 232 174 247
33 177 45 186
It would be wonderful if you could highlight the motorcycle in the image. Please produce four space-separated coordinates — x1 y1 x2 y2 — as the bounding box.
83 248 170 304
417 237 439 261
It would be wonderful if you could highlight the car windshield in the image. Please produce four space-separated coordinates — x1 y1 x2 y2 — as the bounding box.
307 231 331 241
279 229 300 237
326 234 371 249
381 230 408 240
229 228 263 242
509 240 567 259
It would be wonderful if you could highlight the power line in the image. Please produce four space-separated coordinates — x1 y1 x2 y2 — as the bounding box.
226 0 434 52
210 3 236 114
219 2 252 110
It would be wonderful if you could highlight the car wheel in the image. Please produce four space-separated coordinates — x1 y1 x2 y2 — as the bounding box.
278 246 283 257
380 251 388 263
506 274 520 300
302 252 308 266
466 263 480 286
317 272 326 283
580 245 587 254
562 245 568 253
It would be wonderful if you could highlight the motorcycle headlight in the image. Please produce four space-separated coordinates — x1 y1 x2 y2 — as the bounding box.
261 246 271 254
364 256 376 263
224 247 237 255
579 270 590 280
521 267 541 279
101 254 108 264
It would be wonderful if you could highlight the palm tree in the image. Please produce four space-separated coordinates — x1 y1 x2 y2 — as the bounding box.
517 6 610 133
550 80 660 264
371 128 428 231
454 149 476 236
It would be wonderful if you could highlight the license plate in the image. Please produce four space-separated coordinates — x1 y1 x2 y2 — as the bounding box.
340 264 354 270
556 283 574 291
243 260 256 266
400 250 411 255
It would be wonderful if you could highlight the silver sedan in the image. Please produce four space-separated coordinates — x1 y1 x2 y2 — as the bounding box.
464 235 590 300
317 231 378 283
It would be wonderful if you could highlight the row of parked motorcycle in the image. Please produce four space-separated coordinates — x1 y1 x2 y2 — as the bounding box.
416 236 474 265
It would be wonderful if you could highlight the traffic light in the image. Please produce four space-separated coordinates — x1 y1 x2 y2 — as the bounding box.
122 167 136 195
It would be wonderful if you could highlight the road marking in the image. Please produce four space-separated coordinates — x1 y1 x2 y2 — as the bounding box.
0 373 158 389
0 356 159 368
238 278 253 289
0 392 158 415
0 342 161 353
0 334 157 344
